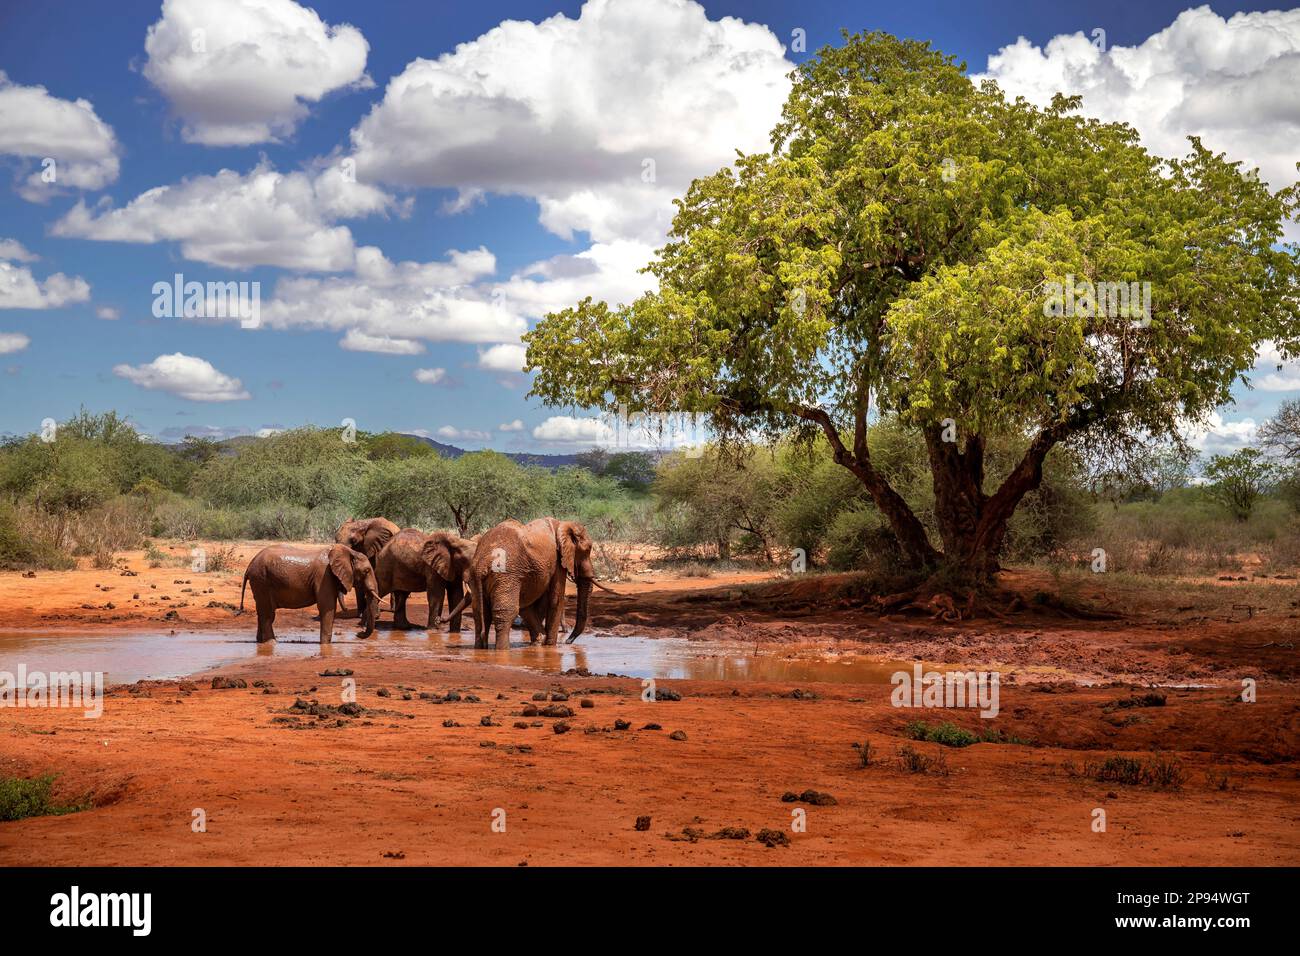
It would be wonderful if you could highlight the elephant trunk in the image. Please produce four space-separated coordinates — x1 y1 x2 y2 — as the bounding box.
359 588 379 637
566 577 593 644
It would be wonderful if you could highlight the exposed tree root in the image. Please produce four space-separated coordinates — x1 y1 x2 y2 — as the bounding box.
873 582 1121 623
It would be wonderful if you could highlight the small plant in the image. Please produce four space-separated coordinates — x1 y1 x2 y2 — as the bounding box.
203 543 240 573
144 541 167 568
905 720 979 748
0 774 90 822
897 744 949 775
1083 754 1186 790
857 740 875 767
1205 770 1232 792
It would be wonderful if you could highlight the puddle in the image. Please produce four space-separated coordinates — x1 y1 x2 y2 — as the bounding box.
0 627 913 687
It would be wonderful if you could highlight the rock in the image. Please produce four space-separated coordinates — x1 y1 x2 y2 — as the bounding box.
376 688 391 698
553 721 571 734
320 669 353 677
532 692 548 701
513 721 530 729
782 789 836 805
550 692 569 702
756 829 790 848
338 703 363 717
480 715 498 727
580 698 595 709
540 704 574 718
521 704 540 717
634 816 651 831
654 688 681 701
210 676 247 689
442 718 460 728
641 723 662 731
669 730 688 741
614 718 631 730
709 827 750 840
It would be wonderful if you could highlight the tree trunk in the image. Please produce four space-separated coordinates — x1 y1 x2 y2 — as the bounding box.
927 427 1060 585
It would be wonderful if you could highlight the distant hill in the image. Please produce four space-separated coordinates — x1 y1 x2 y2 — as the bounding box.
401 434 583 469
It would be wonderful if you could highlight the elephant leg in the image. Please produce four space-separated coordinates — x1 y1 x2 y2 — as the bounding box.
474 582 490 649
393 591 412 629
319 601 335 644
521 604 543 644
543 593 566 646
256 605 276 643
492 594 517 651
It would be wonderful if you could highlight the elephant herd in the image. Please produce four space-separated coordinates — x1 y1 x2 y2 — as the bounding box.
239 516 614 649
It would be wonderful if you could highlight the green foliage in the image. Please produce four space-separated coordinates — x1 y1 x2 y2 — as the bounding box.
363 432 439 461
0 774 89 821
189 427 367 511
1204 448 1281 521
653 448 781 559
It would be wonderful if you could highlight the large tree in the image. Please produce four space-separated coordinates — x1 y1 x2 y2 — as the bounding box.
525 32 1299 583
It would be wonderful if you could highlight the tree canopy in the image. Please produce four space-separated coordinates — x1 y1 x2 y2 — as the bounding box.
525 31 1300 581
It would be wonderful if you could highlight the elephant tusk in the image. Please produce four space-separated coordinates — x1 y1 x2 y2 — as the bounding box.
567 572 620 595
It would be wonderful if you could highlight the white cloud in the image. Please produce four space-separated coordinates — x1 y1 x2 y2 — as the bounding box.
0 239 39 262
497 239 656 319
0 70 120 200
52 161 399 271
498 419 524 432
1250 341 1300 391
1184 411 1259 456
0 259 90 309
253 245 522 350
976 7 1300 199
436 424 492 442
347 0 791 244
532 415 614 444
142 0 371 146
476 342 528 374
339 329 424 355
96 306 120 320
0 332 30 354
113 353 250 401
414 367 447 384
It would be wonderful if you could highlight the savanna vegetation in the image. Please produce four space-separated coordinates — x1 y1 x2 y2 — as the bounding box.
1 406 1296 585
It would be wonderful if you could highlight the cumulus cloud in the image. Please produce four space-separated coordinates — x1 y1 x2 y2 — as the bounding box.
1249 341 1300 392
498 419 524 432
0 239 38 262
531 415 615 444
436 424 492 442
0 70 120 200
113 352 250 401
51 161 399 271
413 367 447 384
0 332 30 354
0 259 90 310
346 0 791 244
247 245 522 351
976 7 1300 197
1184 411 1260 456
96 306 120 320
476 342 528 374
142 0 371 146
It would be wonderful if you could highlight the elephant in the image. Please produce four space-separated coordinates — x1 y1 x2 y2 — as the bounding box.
240 544 379 643
463 518 613 650
335 517 399 617
374 529 476 632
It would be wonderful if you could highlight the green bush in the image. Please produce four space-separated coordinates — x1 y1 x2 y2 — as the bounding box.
0 774 89 821
0 501 73 570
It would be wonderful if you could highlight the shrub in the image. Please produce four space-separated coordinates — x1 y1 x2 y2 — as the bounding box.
0 774 89 821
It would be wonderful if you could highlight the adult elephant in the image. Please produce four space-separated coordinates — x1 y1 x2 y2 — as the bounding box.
465 518 612 650
240 544 378 643
335 517 399 617
374 529 475 631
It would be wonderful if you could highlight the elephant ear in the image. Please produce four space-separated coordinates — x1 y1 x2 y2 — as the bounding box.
329 545 355 591
365 522 395 557
422 536 452 582
558 522 578 576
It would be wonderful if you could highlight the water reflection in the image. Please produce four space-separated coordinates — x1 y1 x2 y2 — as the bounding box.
0 627 910 686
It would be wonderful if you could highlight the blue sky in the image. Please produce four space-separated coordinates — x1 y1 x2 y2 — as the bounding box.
0 0 1296 454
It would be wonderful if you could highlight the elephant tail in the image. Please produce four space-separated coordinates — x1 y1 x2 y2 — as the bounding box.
239 569 249 613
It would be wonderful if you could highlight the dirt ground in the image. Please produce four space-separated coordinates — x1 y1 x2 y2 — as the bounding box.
1 541 1298 865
